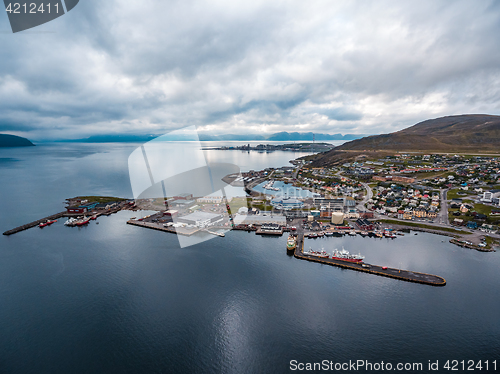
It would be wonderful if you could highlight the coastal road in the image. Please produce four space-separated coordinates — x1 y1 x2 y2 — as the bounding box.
356 182 373 212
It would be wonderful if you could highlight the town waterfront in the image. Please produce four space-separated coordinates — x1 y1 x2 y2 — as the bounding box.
1 143 500 373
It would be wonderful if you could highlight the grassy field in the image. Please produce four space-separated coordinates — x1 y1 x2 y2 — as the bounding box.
229 197 252 211
447 188 475 200
484 236 500 249
448 202 500 225
377 219 471 235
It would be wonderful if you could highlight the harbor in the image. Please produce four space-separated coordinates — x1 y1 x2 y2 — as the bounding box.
3 200 131 236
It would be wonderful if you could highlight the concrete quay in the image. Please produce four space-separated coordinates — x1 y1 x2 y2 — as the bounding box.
293 234 446 287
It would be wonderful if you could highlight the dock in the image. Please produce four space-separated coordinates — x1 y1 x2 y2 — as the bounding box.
256 227 284 235
3 203 132 236
294 234 446 287
203 229 225 237
126 220 200 236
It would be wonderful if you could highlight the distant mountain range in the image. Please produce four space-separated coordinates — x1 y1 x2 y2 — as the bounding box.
61 132 364 143
0 134 35 147
309 114 500 166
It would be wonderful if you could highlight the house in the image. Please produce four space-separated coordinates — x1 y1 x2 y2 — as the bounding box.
481 191 493 203
466 221 478 229
397 210 404 220
413 208 427 218
356 218 374 230
452 218 464 226
403 211 413 220
479 224 498 234
427 211 437 219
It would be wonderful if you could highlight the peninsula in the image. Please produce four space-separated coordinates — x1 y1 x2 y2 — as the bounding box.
0 134 35 147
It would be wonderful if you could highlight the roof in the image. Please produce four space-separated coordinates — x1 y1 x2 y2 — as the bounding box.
178 211 221 222
271 197 303 204
170 199 195 205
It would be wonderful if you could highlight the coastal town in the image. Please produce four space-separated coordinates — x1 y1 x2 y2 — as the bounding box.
5 150 499 255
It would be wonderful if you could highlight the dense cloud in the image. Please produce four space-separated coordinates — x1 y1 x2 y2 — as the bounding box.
1 0 500 140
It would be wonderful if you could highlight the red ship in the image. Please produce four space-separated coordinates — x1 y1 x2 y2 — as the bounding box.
331 247 365 263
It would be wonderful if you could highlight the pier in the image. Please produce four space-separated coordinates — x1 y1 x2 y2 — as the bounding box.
3 211 66 236
203 229 226 237
126 220 199 236
256 227 284 235
293 234 446 287
3 203 131 236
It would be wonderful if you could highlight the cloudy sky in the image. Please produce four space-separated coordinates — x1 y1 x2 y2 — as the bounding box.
1 0 500 140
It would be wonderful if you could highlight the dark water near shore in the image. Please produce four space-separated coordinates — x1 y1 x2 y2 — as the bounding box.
1 143 499 373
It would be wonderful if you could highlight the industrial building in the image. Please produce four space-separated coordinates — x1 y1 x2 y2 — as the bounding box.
176 211 223 228
270 197 304 210
233 214 286 226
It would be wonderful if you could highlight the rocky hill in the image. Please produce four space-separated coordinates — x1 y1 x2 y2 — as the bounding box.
309 114 500 166
0 134 35 147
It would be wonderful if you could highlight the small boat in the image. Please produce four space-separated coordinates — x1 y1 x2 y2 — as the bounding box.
305 249 330 258
64 217 77 226
324 232 334 237
75 216 90 226
360 231 368 237
348 230 356 236
39 219 57 228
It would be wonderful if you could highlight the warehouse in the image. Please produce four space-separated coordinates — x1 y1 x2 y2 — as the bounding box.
176 211 224 228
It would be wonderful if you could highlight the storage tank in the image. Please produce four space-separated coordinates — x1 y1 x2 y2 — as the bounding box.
331 212 344 225
307 215 314 222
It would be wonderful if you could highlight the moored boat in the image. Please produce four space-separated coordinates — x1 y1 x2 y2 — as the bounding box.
331 247 364 263
286 235 297 251
39 219 57 228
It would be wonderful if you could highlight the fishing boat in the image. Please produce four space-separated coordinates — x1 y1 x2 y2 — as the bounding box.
286 235 297 251
39 219 57 228
75 216 90 226
331 247 365 263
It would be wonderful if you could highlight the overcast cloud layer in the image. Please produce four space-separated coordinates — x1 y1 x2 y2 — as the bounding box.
1 0 500 140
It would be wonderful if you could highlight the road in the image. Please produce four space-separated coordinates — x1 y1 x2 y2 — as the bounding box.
357 182 373 212
438 188 449 226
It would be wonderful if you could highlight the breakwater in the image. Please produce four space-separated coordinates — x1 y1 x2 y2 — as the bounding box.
3 211 66 236
293 234 446 287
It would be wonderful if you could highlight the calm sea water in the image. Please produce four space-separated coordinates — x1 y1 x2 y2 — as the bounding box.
0 143 499 373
